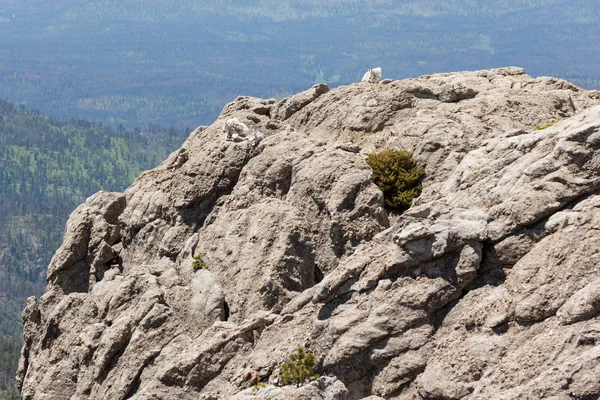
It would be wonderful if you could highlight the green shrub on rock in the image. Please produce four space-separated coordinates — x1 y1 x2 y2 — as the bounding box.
279 347 319 387
252 381 266 393
365 149 425 211
192 253 208 270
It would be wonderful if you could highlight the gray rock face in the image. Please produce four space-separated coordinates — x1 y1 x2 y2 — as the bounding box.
231 376 351 400
18 68 600 399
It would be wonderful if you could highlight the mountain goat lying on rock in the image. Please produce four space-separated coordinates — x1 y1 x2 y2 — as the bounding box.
362 67 382 84
223 117 249 140
223 118 263 146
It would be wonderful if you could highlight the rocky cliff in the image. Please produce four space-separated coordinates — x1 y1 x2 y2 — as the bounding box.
17 67 600 400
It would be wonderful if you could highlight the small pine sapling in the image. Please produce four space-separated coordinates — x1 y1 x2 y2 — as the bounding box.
279 347 320 387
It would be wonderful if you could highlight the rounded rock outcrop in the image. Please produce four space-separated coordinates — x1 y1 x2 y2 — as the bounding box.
18 68 600 399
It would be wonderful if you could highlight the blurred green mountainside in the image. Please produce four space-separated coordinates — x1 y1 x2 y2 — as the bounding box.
0 98 186 398
0 0 598 129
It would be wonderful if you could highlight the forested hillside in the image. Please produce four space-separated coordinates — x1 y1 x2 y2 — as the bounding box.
0 99 186 398
0 0 598 128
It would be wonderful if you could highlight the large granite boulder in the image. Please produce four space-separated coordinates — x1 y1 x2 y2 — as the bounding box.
18 68 600 399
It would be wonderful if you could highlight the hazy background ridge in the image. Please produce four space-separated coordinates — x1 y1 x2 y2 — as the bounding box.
0 0 598 129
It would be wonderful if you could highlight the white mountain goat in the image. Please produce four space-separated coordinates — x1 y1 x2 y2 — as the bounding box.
223 117 249 140
361 67 382 84
223 118 263 146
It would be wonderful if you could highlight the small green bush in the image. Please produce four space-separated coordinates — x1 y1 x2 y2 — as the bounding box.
365 149 425 211
252 381 266 393
192 253 208 270
279 347 319 387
